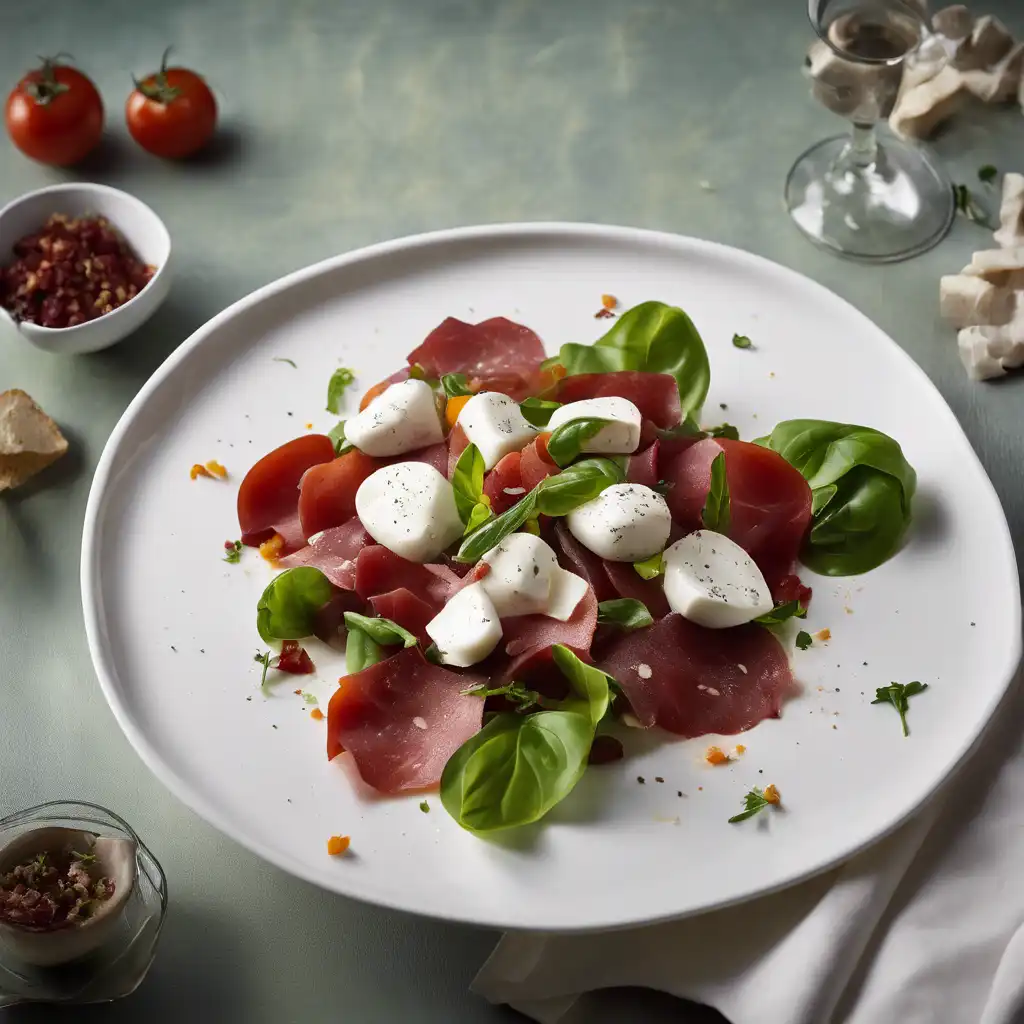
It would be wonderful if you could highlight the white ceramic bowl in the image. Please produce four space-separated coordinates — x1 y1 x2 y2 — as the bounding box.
0 182 172 355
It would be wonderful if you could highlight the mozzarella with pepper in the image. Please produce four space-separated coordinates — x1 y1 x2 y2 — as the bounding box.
478 533 587 620
426 582 502 667
354 462 463 563
546 397 642 455
565 483 671 562
662 530 773 629
344 378 444 457
456 392 538 470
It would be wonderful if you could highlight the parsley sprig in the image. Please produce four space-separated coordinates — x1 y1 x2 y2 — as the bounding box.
871 681 928 737
728 785 779 823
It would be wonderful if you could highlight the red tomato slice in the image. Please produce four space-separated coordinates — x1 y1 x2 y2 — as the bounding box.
297 448 379 540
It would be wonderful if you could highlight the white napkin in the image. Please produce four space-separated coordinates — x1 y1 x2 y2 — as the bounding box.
473 671 1024 1024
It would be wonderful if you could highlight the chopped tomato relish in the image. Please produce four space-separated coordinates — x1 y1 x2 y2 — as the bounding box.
276 641 314 675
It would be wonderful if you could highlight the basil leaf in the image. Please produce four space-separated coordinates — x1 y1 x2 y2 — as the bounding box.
451 442 487 523
657 415 705 440
520 396 562 427
732 333 753 350
455 490 539 563
441 373 474 398
597 598 654 630
754 599 805 626
343 612 418 649
326 367 356 414
707 423 739 440
633 552 664 580
256 567 334 644
758 420 916 576
328 420 353 455
534 457 624 516
701 451 731 534
550 301 710 418
345 628 383 674
545 418 611 468
795 630 813 650
465 502 492 533
551 644 611 727
440 710 593 832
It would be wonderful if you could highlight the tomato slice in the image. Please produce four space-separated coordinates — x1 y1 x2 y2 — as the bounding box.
297 448 380 539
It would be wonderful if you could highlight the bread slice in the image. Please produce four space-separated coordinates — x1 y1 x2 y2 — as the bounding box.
0 389 69 491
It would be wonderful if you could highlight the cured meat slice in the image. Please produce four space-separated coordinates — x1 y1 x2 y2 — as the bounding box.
278 520 372 589
297 448 379 541
556 371 681 429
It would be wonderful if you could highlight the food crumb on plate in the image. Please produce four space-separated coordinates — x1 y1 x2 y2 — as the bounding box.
815 628 832 642
601 294 618 310
260 533 286 561
190 463 213 480
205 459 227 478
705 745 730 765
327 835 351 856
764 784 781 805
310 708 324 721
735 744 746 755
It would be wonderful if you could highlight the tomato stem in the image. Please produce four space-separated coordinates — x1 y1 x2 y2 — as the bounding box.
134 45 181 104
24 55 73 106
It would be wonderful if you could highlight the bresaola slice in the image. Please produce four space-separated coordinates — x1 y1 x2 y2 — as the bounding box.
297 449 379 541
354 545 460 609
326 648 485 793
278 520 371 589
599 613 795 737
556 371 681 430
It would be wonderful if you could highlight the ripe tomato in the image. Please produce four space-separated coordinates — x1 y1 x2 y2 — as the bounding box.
5 58 103 166
126 51 217 159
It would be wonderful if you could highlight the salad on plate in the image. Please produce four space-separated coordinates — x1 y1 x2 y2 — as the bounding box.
234 300 917 834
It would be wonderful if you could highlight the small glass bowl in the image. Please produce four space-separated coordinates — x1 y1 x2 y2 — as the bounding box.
0 801 167 1009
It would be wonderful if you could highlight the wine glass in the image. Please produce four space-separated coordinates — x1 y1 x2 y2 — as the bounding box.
785 0 955 262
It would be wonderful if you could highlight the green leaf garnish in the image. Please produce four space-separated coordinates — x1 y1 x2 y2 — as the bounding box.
519 396 562 427
273 357 297 368
871 681 928 737
451 443 491 531
254 650 272 688
326 367 356 414
223 539 242 564
441 373 474 398
545 417 611 468
633 552 664 580
597 598 654 630
342 613 417 674
701 451 731 534
754 600 806 626
978 164 998 184
953 183 995 228
732 333 753 350
302 692 319 706
706 423 739 440
423 642 444 665
419 800 430 813
461 679 541 711
327 420 353 455
728 787 771 823
552 645 612 727
795 630 813 650
256 567 334 644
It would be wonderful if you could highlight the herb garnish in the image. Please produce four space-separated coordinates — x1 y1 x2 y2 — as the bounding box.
254 650 272 688
546 417 612 467
755 600 806 626
871 681 928 737
597 598 654 630
978 164 998 184
223 539 243 563
732 333 753 350
701 451 731 534
795 630 813 651
953 184 995 228
441 373 474 398
633 551 664 580
519 396 562 427
707 423 740 440
326 367 356 414
273 357 297 368
419 800 430 813
328 420 353 455
728 786 778 823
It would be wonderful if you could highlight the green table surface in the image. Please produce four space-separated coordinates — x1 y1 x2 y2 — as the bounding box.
2 2 1022 1021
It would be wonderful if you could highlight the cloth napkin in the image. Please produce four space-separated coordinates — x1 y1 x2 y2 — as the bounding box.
473 668 1024 1024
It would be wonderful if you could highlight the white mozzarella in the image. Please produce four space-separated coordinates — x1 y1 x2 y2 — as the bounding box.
354 462 463 563
546 568 589 621
426 582 503 667
546 397 642 455
565 484 671 562
479 533 559 617
662 530 773 629
344 378 444 457
456 392 538 470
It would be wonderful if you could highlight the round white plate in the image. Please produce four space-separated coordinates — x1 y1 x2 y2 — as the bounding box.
83 224 1021 932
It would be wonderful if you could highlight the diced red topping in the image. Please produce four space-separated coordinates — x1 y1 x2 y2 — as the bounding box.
277 641 315 675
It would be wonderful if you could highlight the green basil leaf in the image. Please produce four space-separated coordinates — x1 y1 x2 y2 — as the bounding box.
326 367 356 414
759 420 916 576
440 710 593 832
657 415 705 441
795 630 813 650
754 599 804 626
455 490 539 563
328 420 353 455
701 451 731 534
597 598 654 630
633 552 664 580
343 612 418 649
519 396 562 427
706 423 739 440
441 373 474 398
256 567 334 644
465 502 492 534
545 418 611 468
534 457 624 516
551 644 611 727
732 333 753 350
345 628 383 674
552 301 711 418
451 442 487 522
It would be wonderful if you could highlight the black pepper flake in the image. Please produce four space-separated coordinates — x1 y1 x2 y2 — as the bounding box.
970 621 976 627
246 696 252 701
272 724 278 729
170 645 177 652
758 769 763 774
677 790 683 797
654 776 664 783
637 776 645 784
200 649 206 654
287 411 294 416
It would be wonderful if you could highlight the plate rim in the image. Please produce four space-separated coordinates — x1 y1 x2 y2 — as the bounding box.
81 221 1022 932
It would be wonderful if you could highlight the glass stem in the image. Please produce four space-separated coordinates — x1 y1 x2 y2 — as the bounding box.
848 122 878 169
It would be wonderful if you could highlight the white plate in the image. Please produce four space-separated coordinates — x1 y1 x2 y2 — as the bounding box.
82 224 1021 932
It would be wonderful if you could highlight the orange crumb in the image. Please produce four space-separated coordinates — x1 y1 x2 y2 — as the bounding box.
190 463 213 480
815 628 832 642
310 708 325 721
735 744 746 755
697 786 703 791
769 372 776 379
705 745 730 766
445 394 472 428
293 689 302 695
601 294 618 310
326 835 350 856
205 459 227 478
259 533 286 562
764 784 781 805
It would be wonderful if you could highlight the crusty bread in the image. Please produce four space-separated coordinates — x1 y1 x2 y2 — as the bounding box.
0 389 69 491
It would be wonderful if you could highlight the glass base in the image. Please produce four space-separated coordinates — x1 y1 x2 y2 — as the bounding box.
785 132 954 263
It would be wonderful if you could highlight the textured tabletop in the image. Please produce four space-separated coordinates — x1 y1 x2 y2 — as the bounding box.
2 1 1022 1022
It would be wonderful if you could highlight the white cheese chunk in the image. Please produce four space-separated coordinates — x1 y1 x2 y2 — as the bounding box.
344 378 443 457
546 397 642 455
426 582 502 667
456 392 538 470
566 483 671 562
939 274 1015 328
546 568 589 622
889 64 965 140
662 530 773 629
479 533 559 617
354 461 463 563
995 173 1024 249
958 323 1024 380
